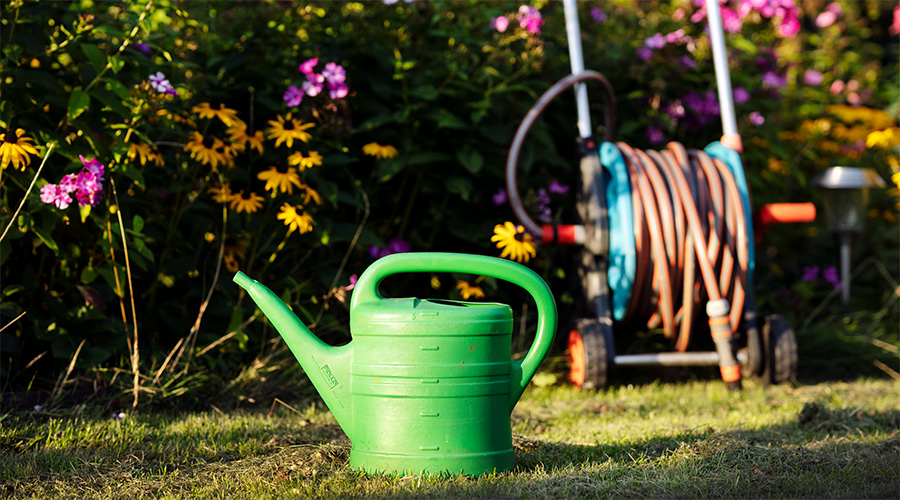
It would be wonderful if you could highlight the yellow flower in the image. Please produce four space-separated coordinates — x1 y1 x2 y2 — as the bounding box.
287 150 323 171
266 113 315 148
892 172 900 190
257 164 302 194
767 158 787 175
456 280 485 299
298 182 324 205
226 121 265 154
277 203 314 234
207 183 234 203
185 131 233 170
0 128 39 171
192 102 240 127
362 142 398 159
228 190 264 213
491 221 537 263
222 234 247 273
127 142 164 167
866 128 900 150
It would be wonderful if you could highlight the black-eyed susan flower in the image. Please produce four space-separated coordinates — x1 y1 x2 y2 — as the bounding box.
257 164 302 194
222 233 247 273
0 128 39 171
491 221 537 263
207 183 234 203
277 203 314 234
362 142 398 159
287 150 323 171
266 113 315 148
185 131 233 170
192 102 240 127
127 142 164 167
226 121 265 154
298 182 323 206
228 190 265 213
456 280 486 299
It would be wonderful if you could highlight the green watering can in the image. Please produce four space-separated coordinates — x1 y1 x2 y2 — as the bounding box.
233 252 557 476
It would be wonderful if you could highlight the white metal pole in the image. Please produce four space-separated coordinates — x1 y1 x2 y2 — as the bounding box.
563 0 592 139
704 0 740 145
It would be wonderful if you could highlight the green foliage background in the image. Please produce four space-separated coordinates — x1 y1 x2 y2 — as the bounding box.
0 0 897 406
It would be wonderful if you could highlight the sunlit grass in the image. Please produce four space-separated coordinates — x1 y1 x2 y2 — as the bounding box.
1 378 897 499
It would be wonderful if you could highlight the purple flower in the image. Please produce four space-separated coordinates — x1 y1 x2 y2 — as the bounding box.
517 5 543 34
536 188 551 207
284 85 303 107
822 266 841 290
762 71 787 89
801 266 819 282
133 42 151 56
112 412 126 421
548 181 570 195
491 16 510 33
370 237 411 259
637 46 653 61
492 188 507 206
646 126 665 144
322 62 346 84
79 155 105 180
299 58 318 75
665 100 686 120
328 81 349 99
149 72 172 94
590 7 607 23
803 69 824 86
679 55 697 69
537 206 552 224
75 171 103 207
59 173 78 193
644 33 666 49
749 111 765 126
733 87 751 104
302 73 325 97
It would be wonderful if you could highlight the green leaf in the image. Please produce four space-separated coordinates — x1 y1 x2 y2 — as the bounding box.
32 226 59 254
103 77 131 100
411 84 438 101
79 204 91 223
456 147 484 174
133 214 144 233
376 158 404 182
107 55 124 74
446 176 473 201
433 109 468 129
406 151 452 167
82 44 107 73
68 87 90 121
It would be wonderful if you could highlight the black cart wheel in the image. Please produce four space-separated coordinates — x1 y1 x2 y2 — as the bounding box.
762 314 798 384
568 318 614 390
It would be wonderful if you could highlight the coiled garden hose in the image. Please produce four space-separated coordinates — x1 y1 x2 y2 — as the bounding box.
505 70 761 387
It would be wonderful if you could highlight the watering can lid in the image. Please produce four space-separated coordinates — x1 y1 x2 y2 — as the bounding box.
350 297 512 334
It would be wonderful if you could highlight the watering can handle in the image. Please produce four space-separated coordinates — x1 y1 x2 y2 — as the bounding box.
349 252 557 412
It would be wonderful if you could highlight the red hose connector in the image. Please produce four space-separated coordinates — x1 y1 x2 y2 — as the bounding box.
541 225 585 245
754 203 817 244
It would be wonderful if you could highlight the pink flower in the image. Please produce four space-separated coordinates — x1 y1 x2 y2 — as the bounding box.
59 173 78 193
517 5 543 34
830 79 845 95
284 85 303 107
815 10 837 28
721 7 743 33
803 70 824 86
749 111 765 126
79 155 104 180
40 184 72 209
779 13 801 37
328 81 348 99
299 58 318 75
892 1 900 35
322 62 346 84
302 73 325 97
491 16 510 32
762 71 787 89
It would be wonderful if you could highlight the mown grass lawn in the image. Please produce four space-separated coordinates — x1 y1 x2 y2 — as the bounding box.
2 377 897 499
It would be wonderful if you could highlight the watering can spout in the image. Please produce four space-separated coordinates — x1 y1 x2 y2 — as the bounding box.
233 271 353 439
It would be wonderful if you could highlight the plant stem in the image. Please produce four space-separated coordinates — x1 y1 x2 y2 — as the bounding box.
0 143 54 244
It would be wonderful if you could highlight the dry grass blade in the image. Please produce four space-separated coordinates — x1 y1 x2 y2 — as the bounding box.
23 350 47 370
49 338 85 403
267 397 303 418
110 178 141 408
0 311 26 334
0 143 54 243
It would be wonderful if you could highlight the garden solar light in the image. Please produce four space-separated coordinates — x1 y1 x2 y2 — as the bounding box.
812 166 886 303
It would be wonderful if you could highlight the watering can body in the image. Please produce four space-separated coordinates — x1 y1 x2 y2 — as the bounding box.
233 252 557 476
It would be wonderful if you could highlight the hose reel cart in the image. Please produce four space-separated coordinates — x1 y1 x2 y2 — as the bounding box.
504 0 816 389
